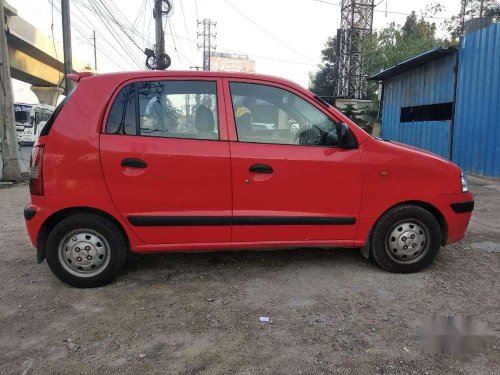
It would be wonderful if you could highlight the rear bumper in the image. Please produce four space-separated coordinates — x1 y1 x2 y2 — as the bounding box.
24 204 52 248
24 206 37 220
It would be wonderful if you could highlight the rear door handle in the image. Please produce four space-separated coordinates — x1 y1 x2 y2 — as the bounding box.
121 158 147 168
249 164 273 174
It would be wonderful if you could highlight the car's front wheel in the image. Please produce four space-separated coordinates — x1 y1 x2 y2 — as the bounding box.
45 213 128 287
370 205 442 273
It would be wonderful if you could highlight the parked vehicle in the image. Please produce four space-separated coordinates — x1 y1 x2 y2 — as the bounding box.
24 71 474 287
15 103 54 145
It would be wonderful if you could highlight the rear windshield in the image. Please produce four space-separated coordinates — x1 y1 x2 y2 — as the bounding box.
40 92 72 137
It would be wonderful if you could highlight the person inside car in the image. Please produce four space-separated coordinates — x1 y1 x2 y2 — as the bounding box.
235 96 256 137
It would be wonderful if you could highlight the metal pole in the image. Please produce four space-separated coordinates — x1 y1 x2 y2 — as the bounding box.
61 0 73 94
479 0 484 19
203 19 207 70
154 0 165 69
207 20 211 71
92 30 97 70
0 0 21 181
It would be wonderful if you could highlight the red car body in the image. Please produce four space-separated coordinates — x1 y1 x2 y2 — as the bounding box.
24 71 473 261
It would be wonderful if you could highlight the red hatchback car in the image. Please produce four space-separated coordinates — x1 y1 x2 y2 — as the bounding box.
24 71 473 287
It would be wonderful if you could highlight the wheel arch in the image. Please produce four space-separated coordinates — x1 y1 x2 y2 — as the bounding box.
364 200 448 259
37 206 130 260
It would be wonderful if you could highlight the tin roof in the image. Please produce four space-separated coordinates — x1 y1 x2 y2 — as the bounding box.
368 47 457 81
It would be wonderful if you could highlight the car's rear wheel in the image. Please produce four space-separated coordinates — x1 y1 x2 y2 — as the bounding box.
45 214 127 287
370 205 442 273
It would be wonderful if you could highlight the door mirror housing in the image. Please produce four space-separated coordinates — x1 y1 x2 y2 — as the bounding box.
338 123 358 149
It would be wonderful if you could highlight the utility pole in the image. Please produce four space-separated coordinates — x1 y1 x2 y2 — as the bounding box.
61 0 73 94
92 30 97 70
197 18 216 71
337 0 374 99
0 0 21 181
145 0 171 70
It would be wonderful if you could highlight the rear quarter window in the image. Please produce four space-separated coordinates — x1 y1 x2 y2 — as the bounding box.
106 84 137 135
39 93 72 137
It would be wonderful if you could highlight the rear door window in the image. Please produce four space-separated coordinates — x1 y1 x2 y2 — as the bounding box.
105 80 219 141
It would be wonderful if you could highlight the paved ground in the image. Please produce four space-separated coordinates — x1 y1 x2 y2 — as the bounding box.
0 177 499 375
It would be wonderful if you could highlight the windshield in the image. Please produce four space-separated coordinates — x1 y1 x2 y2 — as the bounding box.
15 111 30 124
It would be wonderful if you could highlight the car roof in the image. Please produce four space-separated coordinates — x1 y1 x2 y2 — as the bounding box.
81 70 307 93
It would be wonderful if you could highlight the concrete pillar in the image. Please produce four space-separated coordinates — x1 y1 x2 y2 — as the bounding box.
30 86 64 107
0 0 22 182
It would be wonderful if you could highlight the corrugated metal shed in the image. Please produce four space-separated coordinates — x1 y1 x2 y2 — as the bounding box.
374 51 457 158
453 23 500 177
370 48 456 80
370 23 500 177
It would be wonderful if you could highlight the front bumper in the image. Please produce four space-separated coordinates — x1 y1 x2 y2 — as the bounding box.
450 201 474 214
435 192 474 244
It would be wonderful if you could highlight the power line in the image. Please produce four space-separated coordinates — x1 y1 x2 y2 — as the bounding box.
132 0 148 28
167 19 182 65
49 0 63 87
311 0 451 20
48 0 131 71
222 0 316 63
73 0 150 44
86 0 144 69
162 32 317 67
71 1 141 70
95 0 144 52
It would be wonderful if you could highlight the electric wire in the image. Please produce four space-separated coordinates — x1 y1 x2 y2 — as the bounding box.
194 0 199 21
48 0 131 71
222 0 317 63
311 0 451 21
96 0 145 51
54 0 133 71
86 0 143 69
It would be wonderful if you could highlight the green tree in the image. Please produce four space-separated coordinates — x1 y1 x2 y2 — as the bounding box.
445 0 500 41
361 11 447 97
310 9 447 101
309 36 339 104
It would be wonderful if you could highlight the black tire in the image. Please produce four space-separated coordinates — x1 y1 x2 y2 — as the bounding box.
369 205 441 273
45 214 128 288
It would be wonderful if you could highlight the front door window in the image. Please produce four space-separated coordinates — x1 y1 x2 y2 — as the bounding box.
230 82 345 147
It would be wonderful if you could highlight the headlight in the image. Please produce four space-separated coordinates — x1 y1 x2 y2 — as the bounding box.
461 172 469 192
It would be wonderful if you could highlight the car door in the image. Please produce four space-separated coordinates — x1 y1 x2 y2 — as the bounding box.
225 79 362 243
100 77 232 244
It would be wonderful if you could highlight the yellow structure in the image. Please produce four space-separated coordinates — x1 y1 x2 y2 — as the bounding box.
4 2 88 105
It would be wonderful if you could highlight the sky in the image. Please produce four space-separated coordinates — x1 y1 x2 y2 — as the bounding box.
10 0 462 104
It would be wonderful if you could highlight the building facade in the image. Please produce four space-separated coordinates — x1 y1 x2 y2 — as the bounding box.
210 52 256 73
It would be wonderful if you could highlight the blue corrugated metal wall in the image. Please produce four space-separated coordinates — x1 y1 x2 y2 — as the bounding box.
452 23 500 177
381 53 456 158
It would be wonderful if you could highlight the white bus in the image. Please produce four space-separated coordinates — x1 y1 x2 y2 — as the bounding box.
15 103 55 144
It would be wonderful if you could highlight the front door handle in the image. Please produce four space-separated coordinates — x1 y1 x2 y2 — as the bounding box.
249 164 273 174
121 158 147 168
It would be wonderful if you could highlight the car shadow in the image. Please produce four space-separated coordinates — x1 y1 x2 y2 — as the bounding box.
121 247 373 278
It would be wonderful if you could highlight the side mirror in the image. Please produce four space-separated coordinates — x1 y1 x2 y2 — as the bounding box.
338 123 357 149
339 123 348 141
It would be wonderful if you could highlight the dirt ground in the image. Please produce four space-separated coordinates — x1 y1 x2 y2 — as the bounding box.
0 176 499 375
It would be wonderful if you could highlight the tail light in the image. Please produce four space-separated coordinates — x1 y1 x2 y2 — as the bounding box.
29 145 44 195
